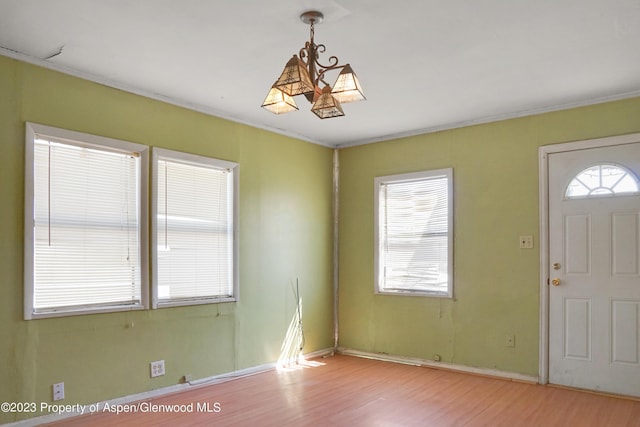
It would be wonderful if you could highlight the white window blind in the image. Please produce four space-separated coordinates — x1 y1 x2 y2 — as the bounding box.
153 149 238 307
375 169 453 297
25 123 148 318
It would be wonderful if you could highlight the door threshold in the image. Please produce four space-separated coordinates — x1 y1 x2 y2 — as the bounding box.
547 383 640 402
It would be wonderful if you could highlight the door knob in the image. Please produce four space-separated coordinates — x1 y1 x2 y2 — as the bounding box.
551 278 561 286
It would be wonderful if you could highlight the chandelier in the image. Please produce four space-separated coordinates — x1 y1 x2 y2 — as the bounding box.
261 10 366 119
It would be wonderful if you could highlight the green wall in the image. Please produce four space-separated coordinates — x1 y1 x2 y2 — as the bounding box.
0 56 334 423
3 51 640 423
337 96 640 376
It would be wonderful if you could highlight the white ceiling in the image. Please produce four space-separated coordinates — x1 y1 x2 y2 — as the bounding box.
1 0 639 147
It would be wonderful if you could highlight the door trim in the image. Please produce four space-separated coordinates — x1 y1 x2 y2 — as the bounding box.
538 132 640 385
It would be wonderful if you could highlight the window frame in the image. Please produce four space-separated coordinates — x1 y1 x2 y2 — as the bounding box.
151 147 239 309
24 122 149 320
374 168 454 298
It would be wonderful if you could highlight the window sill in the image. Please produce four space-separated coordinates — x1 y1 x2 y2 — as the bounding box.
26 303 147 320
375 289 452 298
154 296 237 309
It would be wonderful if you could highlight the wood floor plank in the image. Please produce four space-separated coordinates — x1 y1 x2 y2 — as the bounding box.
43 354 640 426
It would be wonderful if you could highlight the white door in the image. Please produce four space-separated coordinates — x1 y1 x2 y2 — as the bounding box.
548 142 640 397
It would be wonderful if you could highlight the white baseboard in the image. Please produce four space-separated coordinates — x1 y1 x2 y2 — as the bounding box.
337 347 539 384
188 347 334 386
3 348 334 427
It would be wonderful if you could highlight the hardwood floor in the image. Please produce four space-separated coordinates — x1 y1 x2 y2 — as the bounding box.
45 354 640 426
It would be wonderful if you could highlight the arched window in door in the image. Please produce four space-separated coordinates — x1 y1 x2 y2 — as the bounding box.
565 163 640 199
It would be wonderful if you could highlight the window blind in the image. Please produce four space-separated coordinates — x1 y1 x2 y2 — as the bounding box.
155 155 234 305
32 138 142 312
377 170 451 295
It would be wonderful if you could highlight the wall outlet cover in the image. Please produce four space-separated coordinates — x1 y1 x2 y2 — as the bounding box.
150 360 165 378
53 382 65 401
505 335 516 348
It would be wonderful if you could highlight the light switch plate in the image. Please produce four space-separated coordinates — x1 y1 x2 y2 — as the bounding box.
519 235 533 249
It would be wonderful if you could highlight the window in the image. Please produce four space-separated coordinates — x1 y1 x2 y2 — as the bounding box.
374 169 453 297
152 148 238 308
24 123 149 319
565 163 640 199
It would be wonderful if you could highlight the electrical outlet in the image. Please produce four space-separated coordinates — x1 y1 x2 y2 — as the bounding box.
150 360 165 378
53 382 65 401
505 335 516 348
